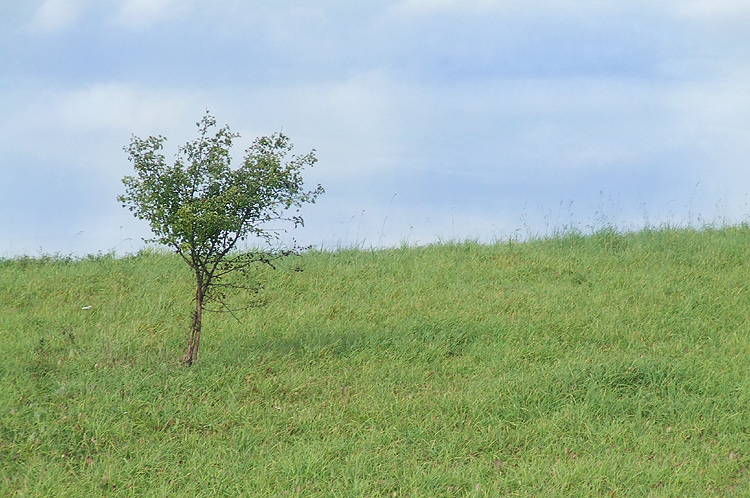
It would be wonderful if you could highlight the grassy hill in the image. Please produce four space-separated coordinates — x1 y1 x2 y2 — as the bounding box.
2 226 750 496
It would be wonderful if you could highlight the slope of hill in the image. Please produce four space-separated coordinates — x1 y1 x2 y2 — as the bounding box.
2 226 750 496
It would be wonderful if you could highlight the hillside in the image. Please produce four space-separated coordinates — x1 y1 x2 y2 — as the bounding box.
2 226 750 496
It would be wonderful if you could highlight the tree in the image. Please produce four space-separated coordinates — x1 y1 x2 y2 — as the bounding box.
119 113 324 366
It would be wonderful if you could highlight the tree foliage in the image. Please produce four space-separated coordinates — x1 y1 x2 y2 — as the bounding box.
119 113 324 365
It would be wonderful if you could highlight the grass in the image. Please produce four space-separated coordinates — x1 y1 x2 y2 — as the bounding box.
2 225 750 496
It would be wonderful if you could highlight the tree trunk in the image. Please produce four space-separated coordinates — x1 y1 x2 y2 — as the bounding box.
184 283 204 366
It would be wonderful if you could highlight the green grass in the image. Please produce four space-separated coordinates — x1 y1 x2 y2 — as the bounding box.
2 226 750 496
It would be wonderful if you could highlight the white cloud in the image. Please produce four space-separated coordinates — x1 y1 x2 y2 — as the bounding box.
387 0 621 19
0 82 204 177
215 69 408 178
390 0 503 15
116 0 194 28
677 0 750 19
27 0 84 34
26 0 198 34
47 82 197 134
393 0 461 13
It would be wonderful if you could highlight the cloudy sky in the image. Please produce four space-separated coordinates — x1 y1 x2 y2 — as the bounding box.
2 0 750 256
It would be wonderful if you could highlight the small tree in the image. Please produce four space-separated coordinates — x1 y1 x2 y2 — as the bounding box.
119 113 324 366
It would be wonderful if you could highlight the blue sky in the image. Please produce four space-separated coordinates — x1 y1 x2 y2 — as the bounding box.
2 0 750 256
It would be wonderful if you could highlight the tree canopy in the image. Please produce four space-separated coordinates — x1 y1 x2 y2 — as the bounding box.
119 113 324 365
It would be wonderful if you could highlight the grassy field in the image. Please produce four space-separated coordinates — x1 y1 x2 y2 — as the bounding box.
2 225 750 496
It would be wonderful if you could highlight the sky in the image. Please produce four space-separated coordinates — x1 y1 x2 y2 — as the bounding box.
2 0 750 256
